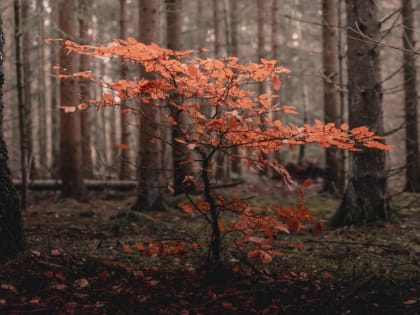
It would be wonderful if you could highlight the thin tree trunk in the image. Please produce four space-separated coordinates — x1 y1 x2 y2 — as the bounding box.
332 0 387 226
119 0 130 180
271 0 282 165
132 0 166 211
50 0 59 178
14 0 28 210
79 0 93 179
213 0 227 181
321 0 344 193
59 0 87 200
401 0 420 192
229 0 241 176
37 0 47 175
0 14 25 263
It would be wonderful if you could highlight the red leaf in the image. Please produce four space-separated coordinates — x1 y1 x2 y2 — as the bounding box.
272 74 281 90
313 220 324 237
302 179 313 187
340 123 349 131
222 301 237 311
122 245 133 253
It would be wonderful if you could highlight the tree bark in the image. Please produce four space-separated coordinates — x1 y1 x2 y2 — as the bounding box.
119 0 130 180
166 0 194 195
36 0 48 175
132 0 166 211
0 15 25 263
321 0 344 193
59 0 87 200
229 0 241 176
213 0 227 181
401 0 420 192
49 0 59 178
78 0 94 179
14 0 28 209
332 0 388 226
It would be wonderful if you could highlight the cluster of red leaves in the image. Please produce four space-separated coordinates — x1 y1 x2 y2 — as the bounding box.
49 38 391 264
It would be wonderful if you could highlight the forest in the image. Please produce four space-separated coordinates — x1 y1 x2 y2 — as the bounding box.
0 0 419 314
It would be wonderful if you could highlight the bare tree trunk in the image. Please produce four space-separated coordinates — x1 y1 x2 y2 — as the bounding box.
166 0 194 194
21 0 35 180
36 0 47 175
14 0 28 209
271 0 282 165
118 0 130 180
332 0 387 226
0 14 25 263
229 0 241 176
213 0 227 181
401 0 420 192
321 0 344 193
59 0 87 200
132 0 166 211
79 0 93 179
50 0 59 178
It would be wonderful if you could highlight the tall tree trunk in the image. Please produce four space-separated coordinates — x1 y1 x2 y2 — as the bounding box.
229 0 241 176
213 0 227 181
0 15 25 263
36 0 47 175
50 0 59 178
14 0 28 209
132 0 166 211
59 0 87 200
332 0 387 226
119 0 130 180
271 0 284 165
321 0 344 193
401 0 420 192
79 0 93 179
21 0 35 179
166 0 194 194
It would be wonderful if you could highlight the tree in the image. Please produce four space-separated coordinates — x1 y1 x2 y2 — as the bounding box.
321 0 344 193
55 37 390 265
132 0 166 210
58 0 87 200
119 0 130 180
401 0 420 192
78 0 94 179
332 0 388 226
14 0 29 209
0 14 25 263
166 0 194 194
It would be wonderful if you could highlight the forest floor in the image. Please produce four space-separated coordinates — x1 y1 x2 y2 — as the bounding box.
0 179 419 315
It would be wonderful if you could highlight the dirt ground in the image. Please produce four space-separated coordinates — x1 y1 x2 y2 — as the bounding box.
0 181 419 314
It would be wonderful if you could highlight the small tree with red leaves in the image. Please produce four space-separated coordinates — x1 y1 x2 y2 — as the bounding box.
51 38 390 266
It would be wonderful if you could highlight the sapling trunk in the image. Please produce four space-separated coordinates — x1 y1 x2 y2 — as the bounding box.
201 157 221 264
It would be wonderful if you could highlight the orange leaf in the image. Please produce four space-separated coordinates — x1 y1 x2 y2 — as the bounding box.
187 64 200 77
122 245 133 253
272 74 281 90
114 143 129 150
135 242 145 251
103 92 114 103
178 203 194 214
340 123 349 131
60 106 77 113
78 103 88 111
321 273 334 279
302 178 313 187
